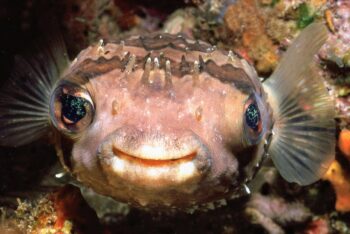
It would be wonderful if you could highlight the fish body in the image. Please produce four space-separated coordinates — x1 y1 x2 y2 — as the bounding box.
0 23 335 210
52 35 272 208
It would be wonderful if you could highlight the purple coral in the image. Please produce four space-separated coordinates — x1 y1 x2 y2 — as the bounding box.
319 0 350 67
245 194 311 234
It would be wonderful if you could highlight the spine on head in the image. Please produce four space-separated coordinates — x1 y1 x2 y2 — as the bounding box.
263 22 335 185
0 33 68 147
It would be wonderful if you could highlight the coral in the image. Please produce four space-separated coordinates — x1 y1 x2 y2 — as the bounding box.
56 0 121 56
249 194 311 224
52 185 102 233
329 213 350 234
304 218 329 234
265 0 327 43
224 0 279 74
0 226 22 234
338 128 350 159
322 160 350 212
0 0 349 233
0 185 102 233
12 196 63 233
163 8 197 36
245 194 311 233
319 1 350 68
265 18 296 43
296 3 315 29
57 0 191 57
245 207 284 234
0 210 23 234
337 97 350 126
195 0 235 24
222 0 331 75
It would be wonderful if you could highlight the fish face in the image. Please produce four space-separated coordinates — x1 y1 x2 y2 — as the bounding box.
0 23 334 210
48 35 272 208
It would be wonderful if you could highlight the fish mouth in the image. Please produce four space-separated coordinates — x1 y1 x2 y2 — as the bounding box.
112 147 197 166
98 130 210 189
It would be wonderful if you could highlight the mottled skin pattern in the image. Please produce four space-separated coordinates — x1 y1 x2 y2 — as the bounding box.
53 34 273 209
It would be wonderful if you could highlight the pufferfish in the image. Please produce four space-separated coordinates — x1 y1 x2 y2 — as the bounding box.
0 22 335 210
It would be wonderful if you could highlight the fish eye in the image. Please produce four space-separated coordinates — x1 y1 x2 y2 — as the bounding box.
50 82 94 134
245 103 260 131
243 95 263 145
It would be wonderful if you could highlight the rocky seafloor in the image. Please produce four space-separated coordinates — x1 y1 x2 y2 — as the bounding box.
0 0 350 233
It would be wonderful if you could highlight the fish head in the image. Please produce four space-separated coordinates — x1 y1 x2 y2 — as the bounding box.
0 23 334 209
49 35 273 209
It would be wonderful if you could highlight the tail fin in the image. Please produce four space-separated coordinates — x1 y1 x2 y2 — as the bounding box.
0 35 68 147
263 23 335 185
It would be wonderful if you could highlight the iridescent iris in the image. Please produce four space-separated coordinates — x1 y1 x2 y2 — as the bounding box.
61 94 88 124
245 103 260 131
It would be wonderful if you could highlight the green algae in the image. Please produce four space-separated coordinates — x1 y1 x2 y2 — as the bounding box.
297 3 314 29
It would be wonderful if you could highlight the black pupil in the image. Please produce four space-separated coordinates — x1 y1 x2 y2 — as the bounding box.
61 94 87 123
245 103 260 131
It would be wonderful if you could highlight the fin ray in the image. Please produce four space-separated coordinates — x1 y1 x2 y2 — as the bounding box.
0 32 68 147
263 22 335 185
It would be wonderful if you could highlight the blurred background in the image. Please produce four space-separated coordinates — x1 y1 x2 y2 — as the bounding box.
0 0 349 233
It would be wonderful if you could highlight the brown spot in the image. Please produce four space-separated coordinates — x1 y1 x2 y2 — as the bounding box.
195 106 203 121
112 99 120 115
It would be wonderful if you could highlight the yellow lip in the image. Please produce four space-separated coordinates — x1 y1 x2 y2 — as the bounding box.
106 148 199 186
112 147 197 166
98 134 210 189
110 131 203 160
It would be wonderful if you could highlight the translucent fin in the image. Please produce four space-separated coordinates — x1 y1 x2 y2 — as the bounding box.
0 35 68 147
263 23 335 185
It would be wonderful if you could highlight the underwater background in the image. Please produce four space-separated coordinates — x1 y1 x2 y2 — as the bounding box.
0 0 350 233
